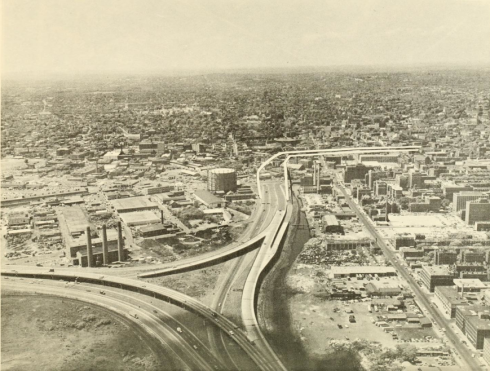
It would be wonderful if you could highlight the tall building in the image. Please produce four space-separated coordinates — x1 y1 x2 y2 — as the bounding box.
344 164 372 183
420 265 455 292
466 198 490 225
434 250 458 265
453 192 484 212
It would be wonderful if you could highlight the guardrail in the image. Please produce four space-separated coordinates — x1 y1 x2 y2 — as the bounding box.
139 233 266 278
241 205 292 371
1 268 279 371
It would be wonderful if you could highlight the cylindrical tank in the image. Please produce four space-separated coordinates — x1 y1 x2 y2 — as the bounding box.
207 168 237 192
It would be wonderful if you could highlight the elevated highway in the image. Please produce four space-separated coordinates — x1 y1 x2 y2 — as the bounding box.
2 277 221 371
139 182 281 278
1 267 284 371
241 185 291 371
256 145 420 199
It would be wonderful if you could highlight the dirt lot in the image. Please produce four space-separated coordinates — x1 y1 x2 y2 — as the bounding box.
1 294 174 371
142 263 224 305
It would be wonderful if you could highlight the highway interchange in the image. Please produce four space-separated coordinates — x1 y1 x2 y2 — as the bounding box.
4 146 480 370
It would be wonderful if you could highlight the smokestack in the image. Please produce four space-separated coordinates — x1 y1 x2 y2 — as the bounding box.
317 162 321 192
160 210 164 224
102 225 109 265
117 221 124 261
386 198 389 222
312 162 316 186
86 226 93 267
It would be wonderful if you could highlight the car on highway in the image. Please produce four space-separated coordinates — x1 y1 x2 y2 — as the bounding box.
193 345 198 350
229 330 235 335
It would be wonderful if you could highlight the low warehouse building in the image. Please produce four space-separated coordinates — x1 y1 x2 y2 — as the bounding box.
119 211 160 227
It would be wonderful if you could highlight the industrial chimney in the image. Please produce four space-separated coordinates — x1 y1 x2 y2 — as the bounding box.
117 221 124 261
102 225 109 265
86 226 93 267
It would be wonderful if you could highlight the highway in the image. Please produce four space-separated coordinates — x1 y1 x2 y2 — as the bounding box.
241 181 290 371
335 180 482 370
208 182 281 369
256 146 420 199
137 181 283 278
2 277 221 371
1 267 286 371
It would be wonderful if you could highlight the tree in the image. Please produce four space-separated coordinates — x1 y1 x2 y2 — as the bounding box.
399 197 410 210
395 344 418 363
178 207 204 221
441 199 451 208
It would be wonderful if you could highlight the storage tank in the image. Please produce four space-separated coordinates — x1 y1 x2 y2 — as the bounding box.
207 168 237 192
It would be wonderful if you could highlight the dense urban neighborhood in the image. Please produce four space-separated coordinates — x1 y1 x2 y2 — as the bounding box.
2 68 490 371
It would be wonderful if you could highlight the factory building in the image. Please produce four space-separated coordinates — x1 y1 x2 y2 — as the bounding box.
323 215 344 234
77 224 127 267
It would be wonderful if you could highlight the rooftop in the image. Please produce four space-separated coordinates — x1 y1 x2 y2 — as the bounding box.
194 190 224 205
330 266 397 274
111 196 158 211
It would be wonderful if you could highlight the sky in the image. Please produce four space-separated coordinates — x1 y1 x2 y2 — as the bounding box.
2 0 490 75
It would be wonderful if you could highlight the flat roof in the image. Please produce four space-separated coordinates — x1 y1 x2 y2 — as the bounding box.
140 223 167 233
119 211 160 224
435 286 467 306
422 265 452 276
454 279 486 289
194 190 224 205
323 215 340 226
330 266 397 274
111 196 158 211
60 206 90 234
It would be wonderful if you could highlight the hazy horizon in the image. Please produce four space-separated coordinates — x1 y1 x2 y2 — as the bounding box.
2 0 490 76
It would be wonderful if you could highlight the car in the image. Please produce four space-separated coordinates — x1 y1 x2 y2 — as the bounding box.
337 324 343 329
229 330 235 335
193 345 198 350
177 327 183 333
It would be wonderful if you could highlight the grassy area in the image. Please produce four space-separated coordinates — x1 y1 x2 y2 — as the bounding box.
1 294 172 371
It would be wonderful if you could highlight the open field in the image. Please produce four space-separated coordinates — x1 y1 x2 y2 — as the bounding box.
1 294 172 371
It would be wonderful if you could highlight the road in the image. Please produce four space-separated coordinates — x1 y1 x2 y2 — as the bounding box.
137 181 281 278
335 180 482 371
209 182 282 369
240 182 290 371
2 277 221 371
1 267 285 371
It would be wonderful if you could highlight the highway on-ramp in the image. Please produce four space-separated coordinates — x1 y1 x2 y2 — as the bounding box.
2 277 222 371
208 182 282 369
1 267 287 371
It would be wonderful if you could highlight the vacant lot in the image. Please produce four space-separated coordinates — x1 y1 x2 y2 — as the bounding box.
1 294 175 371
